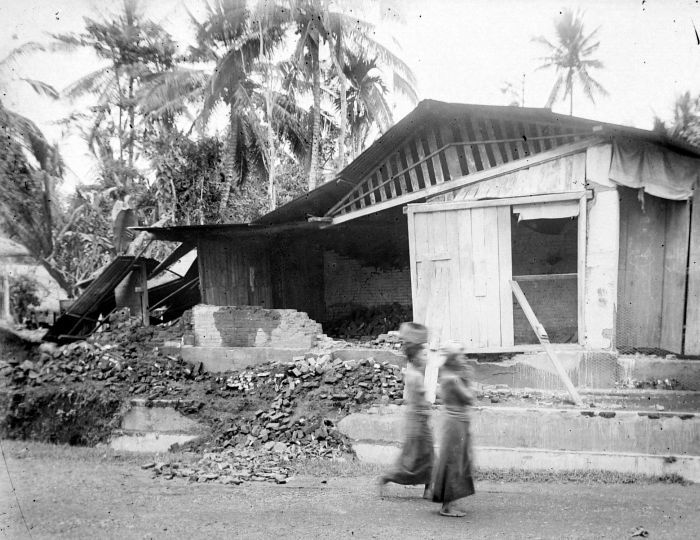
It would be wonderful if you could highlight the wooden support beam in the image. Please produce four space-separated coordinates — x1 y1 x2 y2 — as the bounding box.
330 138 602 225
512 273 577 282
136 263 149 327
510 280 584 407
577 195 587 347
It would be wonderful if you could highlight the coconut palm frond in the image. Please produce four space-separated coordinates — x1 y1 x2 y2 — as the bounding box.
0 42 48 69
545 74 564 108
19 78 60 99
393 72 418 105
138 68 208 118
62 67 115 100
578 69 609 101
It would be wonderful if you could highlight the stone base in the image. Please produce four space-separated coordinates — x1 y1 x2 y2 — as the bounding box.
179 345 308 372
109 399 208 453
352 443 700 483
338 405 700 456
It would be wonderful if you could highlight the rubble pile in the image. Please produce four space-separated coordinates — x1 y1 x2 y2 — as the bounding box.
2 318 407 483
0 338 207 397
146 352 407 484
325 303 412 339
144 448 295 485
215 354 404 413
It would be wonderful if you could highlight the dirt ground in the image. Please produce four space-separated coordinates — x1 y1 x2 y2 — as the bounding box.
1 441 698 540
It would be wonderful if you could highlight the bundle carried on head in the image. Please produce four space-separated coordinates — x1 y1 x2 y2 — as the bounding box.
399 322 428 345
439 340 473 383
399 322 428 363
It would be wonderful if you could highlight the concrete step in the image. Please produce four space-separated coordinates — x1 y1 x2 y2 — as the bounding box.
338 405 700 483
109 398 209 453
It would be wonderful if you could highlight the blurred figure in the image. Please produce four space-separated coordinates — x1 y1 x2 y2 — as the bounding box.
432 341 476 517
379 322 434 499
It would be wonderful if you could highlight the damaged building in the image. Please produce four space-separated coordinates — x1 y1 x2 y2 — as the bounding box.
137 100 700 360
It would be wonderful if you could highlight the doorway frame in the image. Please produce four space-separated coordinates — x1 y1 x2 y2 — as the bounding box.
406 190 589 352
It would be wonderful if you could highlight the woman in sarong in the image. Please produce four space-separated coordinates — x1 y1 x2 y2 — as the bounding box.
432 341 476 517
379 322 434 498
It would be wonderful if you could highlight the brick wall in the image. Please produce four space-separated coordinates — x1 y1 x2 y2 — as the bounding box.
323 251 412 319
192 305 322 349
511 218 578 344
513 278 578 344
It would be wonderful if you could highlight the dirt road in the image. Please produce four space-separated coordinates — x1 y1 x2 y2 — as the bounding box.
1 441 698 539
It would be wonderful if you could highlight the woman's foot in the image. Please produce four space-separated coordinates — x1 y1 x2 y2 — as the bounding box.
422 485 433 500
377 476 388 496
439 502 466 517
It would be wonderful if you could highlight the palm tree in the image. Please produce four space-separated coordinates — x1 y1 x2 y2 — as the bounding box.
653 91 700 146
338 52 393 159
289 0 417 187
53 0 177 183
533 9 608 115
141 0 310 213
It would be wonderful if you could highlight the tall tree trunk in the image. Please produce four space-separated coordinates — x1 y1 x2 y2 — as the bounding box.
219 104 239 217
329 36 347 171
259 19 276 211
128 77 135 169
569 87 573 116
309 39 321 191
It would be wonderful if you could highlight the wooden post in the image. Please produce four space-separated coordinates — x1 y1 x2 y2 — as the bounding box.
510 280 584 406
136 264 149 327
1 273 10 320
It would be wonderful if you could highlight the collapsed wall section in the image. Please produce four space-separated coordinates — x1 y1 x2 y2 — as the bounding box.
323 250 412 320
192 305 322 349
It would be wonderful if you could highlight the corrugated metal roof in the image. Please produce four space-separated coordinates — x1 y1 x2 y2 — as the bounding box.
44 256 156 342
255 99 700 225
132 221 322 243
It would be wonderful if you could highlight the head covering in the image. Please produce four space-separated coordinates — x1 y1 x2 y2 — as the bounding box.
440 341 465 357
440 340 466 371
399 322 428 345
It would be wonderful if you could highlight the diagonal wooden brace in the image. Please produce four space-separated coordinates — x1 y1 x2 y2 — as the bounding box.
510 280 584 406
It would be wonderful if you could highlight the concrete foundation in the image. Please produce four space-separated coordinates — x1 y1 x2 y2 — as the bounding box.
618 355 700 391
109 399 208 453
177 345 309 372
352 443 700 483
338 405 700 482
338 406 699 456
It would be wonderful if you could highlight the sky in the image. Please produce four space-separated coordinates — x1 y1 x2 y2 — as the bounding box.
2 0 700 190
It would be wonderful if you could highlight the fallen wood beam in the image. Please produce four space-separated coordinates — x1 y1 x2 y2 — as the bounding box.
510 280 584 406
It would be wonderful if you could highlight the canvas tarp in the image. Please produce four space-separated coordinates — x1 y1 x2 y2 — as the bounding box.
609 138 700 200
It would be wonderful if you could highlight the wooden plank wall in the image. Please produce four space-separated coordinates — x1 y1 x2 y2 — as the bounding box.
328 113 590 218
408 205 513 348
269 237 325 322
616 189 690 354
684 201 700 355
661 201 690 352
197 238 273 308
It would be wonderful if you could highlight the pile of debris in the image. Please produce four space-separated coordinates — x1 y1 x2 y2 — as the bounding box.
0 338 206 396
144 448 295 485
2 317 407 484
145 354 406 484
325 304 412 339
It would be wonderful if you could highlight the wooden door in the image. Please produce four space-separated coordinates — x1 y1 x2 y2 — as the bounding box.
408 203 514 348
616 188 690 354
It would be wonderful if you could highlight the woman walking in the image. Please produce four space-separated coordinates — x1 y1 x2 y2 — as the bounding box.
379 322 434 499
432 341 476 517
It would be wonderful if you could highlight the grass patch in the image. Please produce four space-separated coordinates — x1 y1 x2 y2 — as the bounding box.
475 468 692 485
293 455 383 477
2 440 693 486
0 438 200 466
